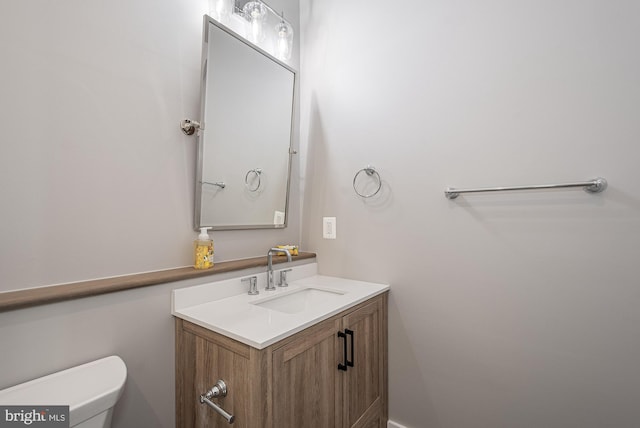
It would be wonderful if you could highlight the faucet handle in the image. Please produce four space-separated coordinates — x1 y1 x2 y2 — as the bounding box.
278 269 293 287
242 276 259 295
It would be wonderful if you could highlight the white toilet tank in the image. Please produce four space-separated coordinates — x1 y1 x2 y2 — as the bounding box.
0 356 127 428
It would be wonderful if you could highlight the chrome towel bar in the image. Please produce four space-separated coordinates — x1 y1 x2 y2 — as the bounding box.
445 177 607 199
201 180 226 189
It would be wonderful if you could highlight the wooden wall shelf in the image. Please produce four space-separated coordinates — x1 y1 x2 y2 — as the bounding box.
0 252 316 312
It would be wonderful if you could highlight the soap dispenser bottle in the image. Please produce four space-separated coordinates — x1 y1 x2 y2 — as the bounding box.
194 227 214 269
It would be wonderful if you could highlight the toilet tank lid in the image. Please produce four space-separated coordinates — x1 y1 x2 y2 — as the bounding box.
0 356 127 426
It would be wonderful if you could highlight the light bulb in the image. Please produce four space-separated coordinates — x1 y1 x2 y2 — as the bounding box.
275 19 293 61
242 1 267 43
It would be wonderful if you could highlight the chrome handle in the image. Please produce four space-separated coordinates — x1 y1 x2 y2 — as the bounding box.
242 276 259 295
201 396 234 424
200 380 235 424
278 269 292 287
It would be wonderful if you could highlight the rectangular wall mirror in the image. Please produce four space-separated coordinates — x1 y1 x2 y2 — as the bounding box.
195 15 296 230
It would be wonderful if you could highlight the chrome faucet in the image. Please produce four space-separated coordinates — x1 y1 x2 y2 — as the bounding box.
266 248 292 291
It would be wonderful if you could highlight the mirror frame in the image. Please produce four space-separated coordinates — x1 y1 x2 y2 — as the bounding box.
194 15 297 231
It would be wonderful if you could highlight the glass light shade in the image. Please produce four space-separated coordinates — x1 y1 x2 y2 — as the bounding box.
243 1 268 43
275 19 293 61
209 0 234 23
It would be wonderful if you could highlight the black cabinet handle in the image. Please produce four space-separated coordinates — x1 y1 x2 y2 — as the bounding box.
345 329 354 367
337 331 348 371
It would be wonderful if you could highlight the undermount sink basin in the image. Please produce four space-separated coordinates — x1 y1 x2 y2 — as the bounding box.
252 287 345 314
172 264 390 348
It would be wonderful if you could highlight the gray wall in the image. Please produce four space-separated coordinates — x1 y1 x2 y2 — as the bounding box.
299 1 640 427
0 276 194 428
0 0 300 293
3 1 640 428
0 260 314 428
0 1 300 427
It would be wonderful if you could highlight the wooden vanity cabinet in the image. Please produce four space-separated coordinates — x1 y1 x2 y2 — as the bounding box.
175 292 388 428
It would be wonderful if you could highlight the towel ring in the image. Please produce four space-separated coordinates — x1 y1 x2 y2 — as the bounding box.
353 165 382 198
245 168 262 192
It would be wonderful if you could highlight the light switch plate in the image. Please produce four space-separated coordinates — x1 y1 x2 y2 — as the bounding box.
323 217 336 239
273 210 285 225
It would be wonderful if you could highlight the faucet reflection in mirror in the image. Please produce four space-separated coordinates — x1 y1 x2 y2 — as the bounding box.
208 0 294 62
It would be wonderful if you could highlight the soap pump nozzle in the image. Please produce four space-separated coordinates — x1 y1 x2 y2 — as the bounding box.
198 227 211 241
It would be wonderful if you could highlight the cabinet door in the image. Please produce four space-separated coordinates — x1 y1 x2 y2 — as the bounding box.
193 335 253 427
272 318 343 428
342 297 385 428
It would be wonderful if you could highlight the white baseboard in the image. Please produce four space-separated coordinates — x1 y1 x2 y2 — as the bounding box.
388 420 409 428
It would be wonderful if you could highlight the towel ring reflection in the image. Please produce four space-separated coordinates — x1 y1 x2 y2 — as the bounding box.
353 165 382 198
245 168 263 192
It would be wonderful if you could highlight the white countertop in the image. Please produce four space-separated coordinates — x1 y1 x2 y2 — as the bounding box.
172 263 389 349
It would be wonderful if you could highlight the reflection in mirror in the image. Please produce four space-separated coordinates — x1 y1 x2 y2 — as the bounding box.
195 16 296 230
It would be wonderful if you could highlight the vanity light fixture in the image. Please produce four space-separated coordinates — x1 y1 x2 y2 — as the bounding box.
207 0 294 63
275 13 293 61
243 1 268 43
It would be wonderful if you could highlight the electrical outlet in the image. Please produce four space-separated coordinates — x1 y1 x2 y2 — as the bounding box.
323 217 336 239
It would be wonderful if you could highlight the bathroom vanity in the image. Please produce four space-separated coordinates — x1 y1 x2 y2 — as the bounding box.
172 263 389 427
